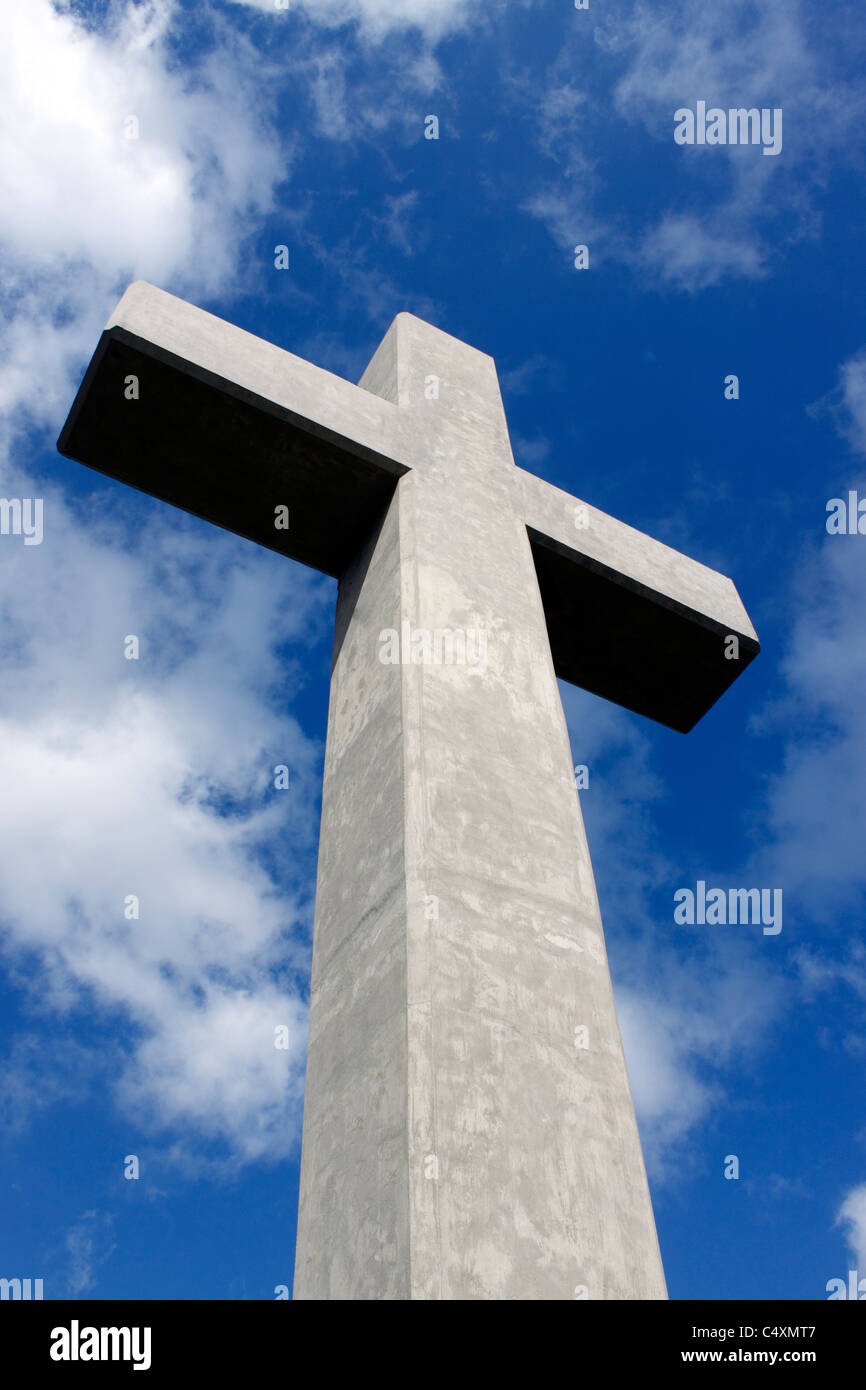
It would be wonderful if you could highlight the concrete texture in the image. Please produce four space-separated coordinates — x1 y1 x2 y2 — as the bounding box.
520 471 759 730
57 282 410 577
57 283 761 1301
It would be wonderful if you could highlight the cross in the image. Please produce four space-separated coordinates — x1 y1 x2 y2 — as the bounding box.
58 281 759 1301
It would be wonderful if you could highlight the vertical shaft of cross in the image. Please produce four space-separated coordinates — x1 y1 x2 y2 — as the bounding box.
293 316 667 1300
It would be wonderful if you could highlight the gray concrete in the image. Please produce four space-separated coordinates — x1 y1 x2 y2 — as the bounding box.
58 283 760 1300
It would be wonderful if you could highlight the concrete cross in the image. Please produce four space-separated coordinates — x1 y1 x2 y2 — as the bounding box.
58 281 759 1301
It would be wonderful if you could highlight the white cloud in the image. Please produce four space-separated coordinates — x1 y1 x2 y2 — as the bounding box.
636 212 767 292
754 352 866 916
527 0 866 291
616 962 776 1173
0 1034 95 1135
560 684 668 918
810 349 866 457
839 353 866 455
616 989 715 1159
561 685 784 1178
606 0 864 290
0 0 285 422
759 537 866 920
64 1212 117 1298
605 0 813 121
749 349 866 1055
836 1183 866 1269
838 352 866 455
225 0 473 43
0 454 333 1162
521 80 607 258
0 0 362 1170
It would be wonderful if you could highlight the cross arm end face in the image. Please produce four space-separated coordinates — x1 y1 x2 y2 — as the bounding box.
57 281 410 579
518 469 760 733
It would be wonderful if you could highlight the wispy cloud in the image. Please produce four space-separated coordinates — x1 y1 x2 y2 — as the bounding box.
809 349 866 457
758 527 866 921
0 0 286 422
836 1183 866 1269
561 686 785 1179
525 0 866 291
0 453 332 1164
64 1211 117 1297
635 212 767 292
225 0 475 44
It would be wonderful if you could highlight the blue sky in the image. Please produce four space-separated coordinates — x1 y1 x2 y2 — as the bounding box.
1 0 865 1301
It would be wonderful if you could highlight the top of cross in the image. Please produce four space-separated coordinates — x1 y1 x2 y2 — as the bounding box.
58 280 759 732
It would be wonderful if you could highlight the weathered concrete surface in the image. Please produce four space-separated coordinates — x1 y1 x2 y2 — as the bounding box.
57 282 411 577
294 499 412 1296
520 470 759 730
103 281 411 468
294 315 669 1299
57 284 762 1301
519 468 758 638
